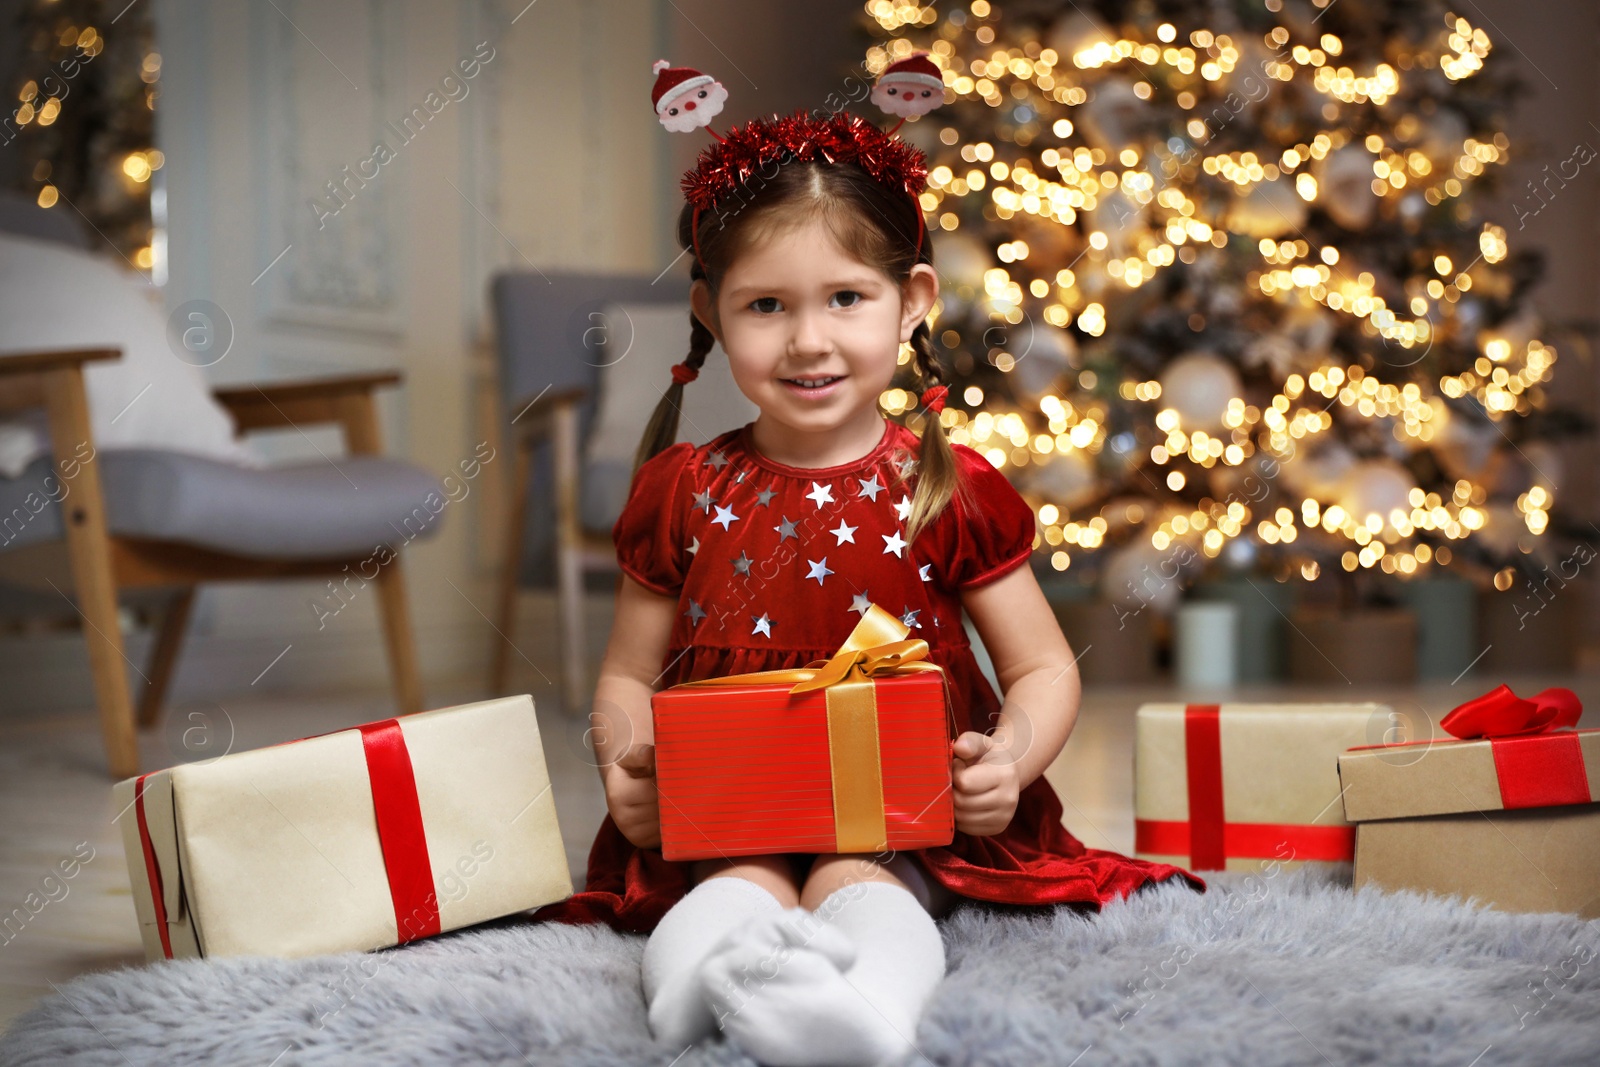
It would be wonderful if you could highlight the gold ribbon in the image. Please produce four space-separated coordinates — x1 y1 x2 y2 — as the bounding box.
669 603 944 853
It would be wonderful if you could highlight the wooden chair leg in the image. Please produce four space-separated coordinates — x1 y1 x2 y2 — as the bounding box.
139 588 196 728
43 365 139 778
333 387 424 715
552 402 586 715
557 539 585 714
375 558 424 715
490 434 532 693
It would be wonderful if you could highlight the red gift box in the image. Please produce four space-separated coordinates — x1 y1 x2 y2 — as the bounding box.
652 603 956 860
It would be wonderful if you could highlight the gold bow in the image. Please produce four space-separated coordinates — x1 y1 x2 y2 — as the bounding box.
670 603 945 852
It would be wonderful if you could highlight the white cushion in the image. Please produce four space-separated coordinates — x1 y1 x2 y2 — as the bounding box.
583 301 758 467
0 451 443 559
576 300 760 533
0 233 257 477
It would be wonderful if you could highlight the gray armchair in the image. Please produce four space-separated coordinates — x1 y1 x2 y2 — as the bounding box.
488 272 689 711
0 192 443 778
0 353 443 778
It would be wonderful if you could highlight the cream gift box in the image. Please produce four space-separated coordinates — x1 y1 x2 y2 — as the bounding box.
114 695 573 961
1134 702 1396 872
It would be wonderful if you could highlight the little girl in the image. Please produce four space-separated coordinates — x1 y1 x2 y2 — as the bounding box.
531 74 1199 1067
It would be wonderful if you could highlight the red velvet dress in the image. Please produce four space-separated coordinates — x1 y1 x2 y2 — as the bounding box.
532 417 1202 933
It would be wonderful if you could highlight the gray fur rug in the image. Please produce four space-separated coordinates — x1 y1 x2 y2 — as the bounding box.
4 864 1598 1066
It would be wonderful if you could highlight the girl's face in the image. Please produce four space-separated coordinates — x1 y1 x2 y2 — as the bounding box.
691 215 938 446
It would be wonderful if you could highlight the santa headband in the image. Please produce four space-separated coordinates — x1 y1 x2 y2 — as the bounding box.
650 53 945 272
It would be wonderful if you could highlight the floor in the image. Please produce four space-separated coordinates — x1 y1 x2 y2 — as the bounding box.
1 640 1594 1032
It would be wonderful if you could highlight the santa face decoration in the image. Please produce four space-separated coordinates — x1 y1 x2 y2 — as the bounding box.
652 59 729 133
650 54 942 277
871 53 944 118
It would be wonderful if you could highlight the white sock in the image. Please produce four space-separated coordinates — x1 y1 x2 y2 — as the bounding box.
641 876 784 1047
702 882 946 1067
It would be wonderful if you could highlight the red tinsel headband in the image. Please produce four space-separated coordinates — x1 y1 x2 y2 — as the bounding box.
684 109 931 267
650 53 944 272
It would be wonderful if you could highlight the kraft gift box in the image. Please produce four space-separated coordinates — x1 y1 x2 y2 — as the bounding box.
114 694 573 961
1134 702 1396 871
1338 685 1600 917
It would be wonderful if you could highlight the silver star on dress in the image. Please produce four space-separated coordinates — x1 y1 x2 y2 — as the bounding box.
831 520 857 546
692 488 715 514
806 481 835 508
685 600 706 626
806 558 833 586
731 550 753 576
850 592 873 617
900 607 922 629
918 563 932 582
774 516 798 542
882 530 908 557
755 486 777 507
897 455 918 478
688 536 700 557
705 450 729 471
856 474 885 501
893 495 913 522
751 612 774 639
712 504 740 531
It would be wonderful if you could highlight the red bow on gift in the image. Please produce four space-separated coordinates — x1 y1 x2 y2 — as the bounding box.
1440 684 1582 740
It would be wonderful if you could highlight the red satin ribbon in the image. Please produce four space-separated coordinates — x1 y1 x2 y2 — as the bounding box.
1162 703 1354 868
1488 732 1591 810
1440 685 1590 810
133 773 174 960
1135 819 1355 862
1441 684 1581 740
1184 705 1226 870
359 720 440 943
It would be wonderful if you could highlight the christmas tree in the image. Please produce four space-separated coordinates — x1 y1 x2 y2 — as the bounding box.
862 0 1585 610
4 0 161 273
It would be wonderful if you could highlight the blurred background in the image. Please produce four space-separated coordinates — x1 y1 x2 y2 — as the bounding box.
0 0 1596 1026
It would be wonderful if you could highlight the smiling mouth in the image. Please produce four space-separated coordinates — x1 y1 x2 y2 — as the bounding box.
781 375 846 388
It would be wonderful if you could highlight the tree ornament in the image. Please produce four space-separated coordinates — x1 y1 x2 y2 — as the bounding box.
1028 449 1097 510
1227 179 1308 239
1280 442 1358 502
1416 109 1471 169
1077 78 1146 153
1158 352 1242 433
928 231 989 317
1339 459 1417 525
1100 541 1185 616
1316 144 1380 230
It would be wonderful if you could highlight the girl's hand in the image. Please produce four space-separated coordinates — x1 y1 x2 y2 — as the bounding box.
950 731 1020 837
605 744 662 850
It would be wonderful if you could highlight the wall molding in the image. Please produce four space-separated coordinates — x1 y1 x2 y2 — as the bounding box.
251 0 407 338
